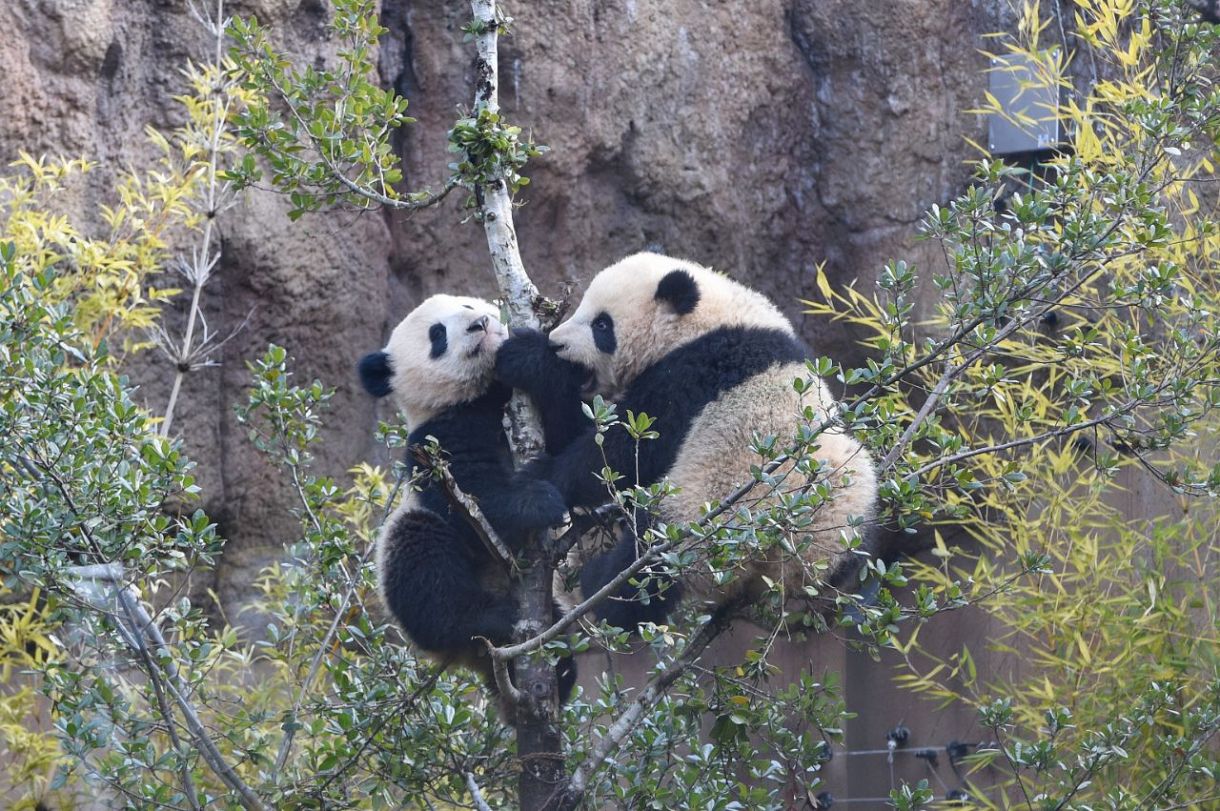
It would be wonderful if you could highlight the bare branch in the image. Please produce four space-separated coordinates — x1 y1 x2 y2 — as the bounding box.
491 532 677 661
273 467 411 774
487 642 524 705
161 0 230 439
413 444 518 570
467 772 495 811
67 564 270 811
120 597 202 811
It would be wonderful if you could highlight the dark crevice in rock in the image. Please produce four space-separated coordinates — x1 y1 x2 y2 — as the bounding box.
379 0 421 102
501 42 523 110
378 0 422 217
785 4 820 76
100 41 121 79
291 0 329 42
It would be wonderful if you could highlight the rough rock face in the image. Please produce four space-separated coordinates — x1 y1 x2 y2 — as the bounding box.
0 0 1009 622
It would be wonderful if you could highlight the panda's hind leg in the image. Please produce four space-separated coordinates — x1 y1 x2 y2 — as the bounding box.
579 517 681 632
379 509 518 655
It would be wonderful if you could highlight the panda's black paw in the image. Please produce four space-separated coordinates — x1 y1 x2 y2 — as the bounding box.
495 476 568 537
497 329 589 397
520 478 570 532
494 329 555 393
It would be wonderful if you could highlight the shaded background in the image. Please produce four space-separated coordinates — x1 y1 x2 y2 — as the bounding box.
0 0 1083 800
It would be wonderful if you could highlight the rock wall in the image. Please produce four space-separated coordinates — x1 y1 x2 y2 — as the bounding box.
1 0 1010 631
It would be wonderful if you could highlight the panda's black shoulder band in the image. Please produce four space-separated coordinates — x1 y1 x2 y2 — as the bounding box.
358 351 393 397
655 269 700 315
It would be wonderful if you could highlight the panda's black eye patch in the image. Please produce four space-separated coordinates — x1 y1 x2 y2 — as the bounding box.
428 323 448 358
591 312 616 355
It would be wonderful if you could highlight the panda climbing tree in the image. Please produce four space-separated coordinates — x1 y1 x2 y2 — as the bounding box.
495 252 879 631
357 295 576 705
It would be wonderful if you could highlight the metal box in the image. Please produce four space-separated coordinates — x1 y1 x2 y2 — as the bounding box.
988 51 1061 155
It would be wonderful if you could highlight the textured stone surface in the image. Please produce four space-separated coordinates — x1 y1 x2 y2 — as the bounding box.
1 0 1014 787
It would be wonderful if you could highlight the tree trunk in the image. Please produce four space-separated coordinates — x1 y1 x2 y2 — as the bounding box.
468 2 564 808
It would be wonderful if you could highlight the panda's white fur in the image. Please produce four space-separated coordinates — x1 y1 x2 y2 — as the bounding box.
502 252 878 620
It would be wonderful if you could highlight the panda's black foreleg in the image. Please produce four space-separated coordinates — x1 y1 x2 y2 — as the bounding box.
494 328 591 455
580 525 682 631
556 653 577 702
475 476 569 544
380 511 519 653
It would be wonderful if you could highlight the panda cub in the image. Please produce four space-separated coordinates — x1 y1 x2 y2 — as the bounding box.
359 294 575 700
497 252 879 629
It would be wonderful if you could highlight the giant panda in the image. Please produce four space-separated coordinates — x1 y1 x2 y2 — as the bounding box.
358 294 575 700
495 252 879 629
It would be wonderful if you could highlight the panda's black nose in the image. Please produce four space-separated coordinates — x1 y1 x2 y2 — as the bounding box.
467 315 489 333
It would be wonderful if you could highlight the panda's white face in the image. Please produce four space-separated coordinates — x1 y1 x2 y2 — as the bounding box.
548 252 795 399
361 295 507 428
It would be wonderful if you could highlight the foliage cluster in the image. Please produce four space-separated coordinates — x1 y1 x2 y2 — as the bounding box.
0 0 1216 809
0 153 185 353
804 0 1220 804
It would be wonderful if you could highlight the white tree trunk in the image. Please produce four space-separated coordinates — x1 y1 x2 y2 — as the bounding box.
468 3 564 809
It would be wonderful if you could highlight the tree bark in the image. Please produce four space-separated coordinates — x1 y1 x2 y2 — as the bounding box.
468 2 564 809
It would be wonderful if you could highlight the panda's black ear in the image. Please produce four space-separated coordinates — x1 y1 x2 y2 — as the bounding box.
654 269 699 315
358 351 393 397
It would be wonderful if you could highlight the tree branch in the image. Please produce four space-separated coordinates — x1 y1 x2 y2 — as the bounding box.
273 467 411 774
413 444 518 570
467 772 495 811
558 598 743 810
469 0 546 461
259 65 459 213
464 4 562 809
67 564 270 811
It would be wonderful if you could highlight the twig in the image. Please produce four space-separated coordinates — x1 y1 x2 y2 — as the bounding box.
68 564 271 811
467 772 495 811
412 445 518 570
490 443 866 662
120 596 202 811
490 532 677 661
18 444 266 808
273 468 410 774
558 598 743 810
259 70 458 213
162 0 233 438
488 645 524 704
311 663 446 796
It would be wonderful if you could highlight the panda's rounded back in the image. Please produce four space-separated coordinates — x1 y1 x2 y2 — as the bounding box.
546 253 879 621
665 359 878 606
